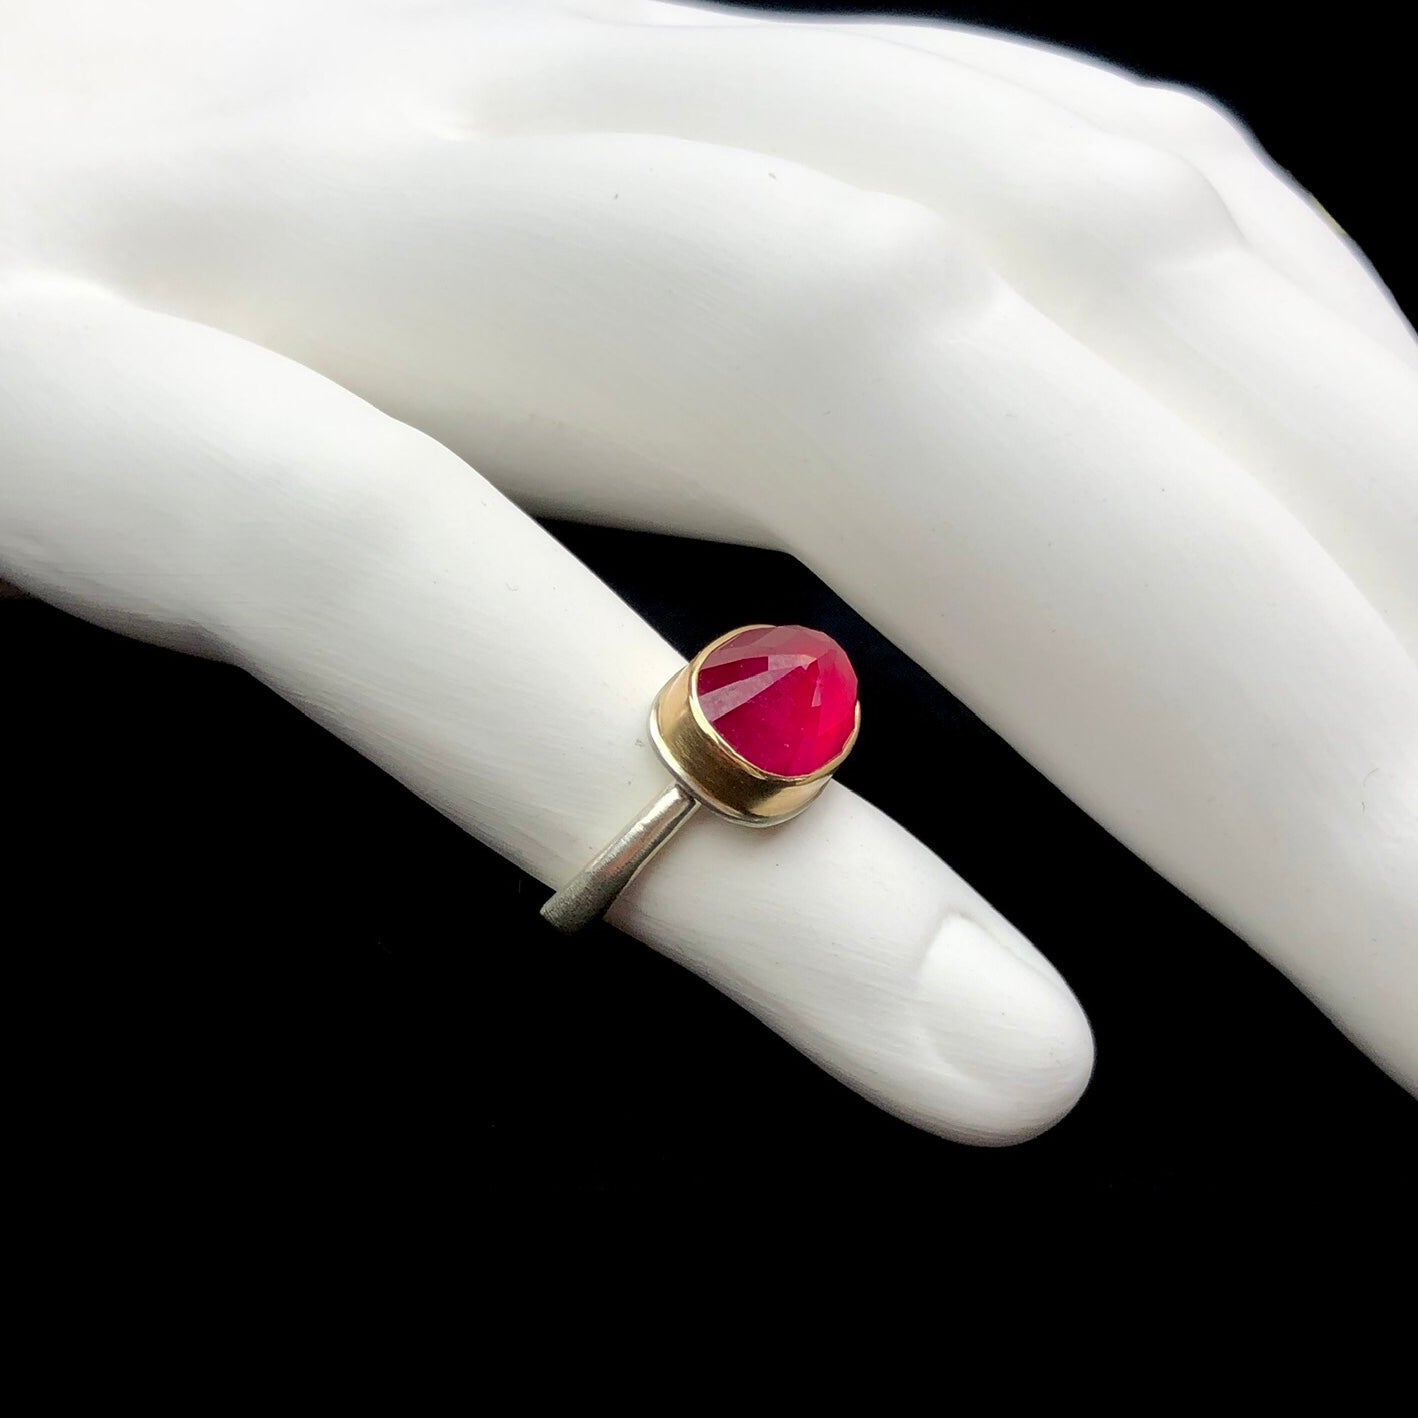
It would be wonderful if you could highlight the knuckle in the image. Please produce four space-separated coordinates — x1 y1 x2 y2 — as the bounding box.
1066 129 1237 260
1138 81 1256 158
803 190 995 319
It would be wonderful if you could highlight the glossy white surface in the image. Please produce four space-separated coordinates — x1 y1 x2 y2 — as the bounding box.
1 0 1413 1138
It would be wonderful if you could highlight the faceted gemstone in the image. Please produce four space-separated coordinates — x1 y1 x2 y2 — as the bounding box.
694 625 858 776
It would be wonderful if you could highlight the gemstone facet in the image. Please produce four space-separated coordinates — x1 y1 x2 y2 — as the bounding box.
693 625 858 777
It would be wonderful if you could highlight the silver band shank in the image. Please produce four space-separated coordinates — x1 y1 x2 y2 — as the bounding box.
540 782 700 933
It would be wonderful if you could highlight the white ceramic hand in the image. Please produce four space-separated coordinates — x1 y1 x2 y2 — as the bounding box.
2 0 1413 1144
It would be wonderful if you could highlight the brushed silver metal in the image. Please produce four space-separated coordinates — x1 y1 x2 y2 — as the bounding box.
540 781 700 933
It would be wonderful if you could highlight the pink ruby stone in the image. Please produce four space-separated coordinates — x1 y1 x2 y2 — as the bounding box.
694 625 858 776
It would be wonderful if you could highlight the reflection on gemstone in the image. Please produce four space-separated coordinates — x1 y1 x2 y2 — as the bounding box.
695 625 857 776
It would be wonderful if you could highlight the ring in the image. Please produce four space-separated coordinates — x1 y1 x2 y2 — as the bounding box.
541 624 861 933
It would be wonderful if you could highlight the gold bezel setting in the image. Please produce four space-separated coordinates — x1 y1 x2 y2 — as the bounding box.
649 624 861 826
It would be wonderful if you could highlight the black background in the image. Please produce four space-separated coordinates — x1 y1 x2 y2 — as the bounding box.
7 2 1414 1219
